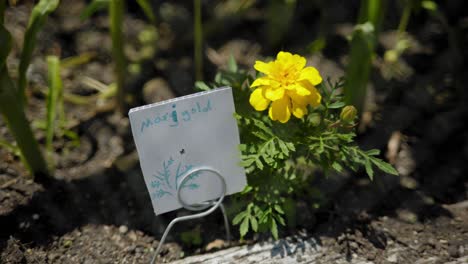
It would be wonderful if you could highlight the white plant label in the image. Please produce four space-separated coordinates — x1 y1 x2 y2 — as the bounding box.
129 87 247 215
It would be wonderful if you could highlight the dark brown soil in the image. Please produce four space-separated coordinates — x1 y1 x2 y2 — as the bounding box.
1 0 468 263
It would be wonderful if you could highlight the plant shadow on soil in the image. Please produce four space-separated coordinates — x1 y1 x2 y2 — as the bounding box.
0 152 459 257
1 86 467 262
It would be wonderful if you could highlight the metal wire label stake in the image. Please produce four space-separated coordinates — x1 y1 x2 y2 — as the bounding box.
150 166 231 264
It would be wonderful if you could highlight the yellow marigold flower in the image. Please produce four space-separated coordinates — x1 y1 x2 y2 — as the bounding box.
249 51 322 123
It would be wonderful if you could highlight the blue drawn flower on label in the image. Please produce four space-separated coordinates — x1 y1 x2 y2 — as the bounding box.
150 157 201 200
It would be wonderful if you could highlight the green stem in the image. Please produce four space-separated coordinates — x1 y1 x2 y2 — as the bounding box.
45 56 62 168
0 0 5 22
344 0 386 114
109 0 126 113
397 0 412 34
0 65 49 178
17 0 60 107
194 0 203 81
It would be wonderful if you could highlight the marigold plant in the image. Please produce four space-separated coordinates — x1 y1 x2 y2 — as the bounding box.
196 52 398 240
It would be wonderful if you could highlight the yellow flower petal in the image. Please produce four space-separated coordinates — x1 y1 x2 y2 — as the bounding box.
298 80 322 107
308 88 322 107
276 51 292 61
268 96 291 123
254 61 274 74
249 88 270 111
287 90 309 106
293 84 311 96
264 87 285 101
250 77 270 88
291 101 308 118
298 67 322 85
277 51 306 70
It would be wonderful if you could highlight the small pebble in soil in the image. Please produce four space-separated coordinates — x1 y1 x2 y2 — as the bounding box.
128 231 137 241
63 240 73 248
205 239 225 251
32 214 39 220
143 78 175 104
448 245 460 258
296 254 303 262
387 253 398 262
119 225 128 234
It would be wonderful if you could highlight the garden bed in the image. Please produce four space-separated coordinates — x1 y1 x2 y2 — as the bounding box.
1 0 468 263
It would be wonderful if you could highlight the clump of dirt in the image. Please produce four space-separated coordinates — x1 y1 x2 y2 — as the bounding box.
0 175 42 215
1 225 182 263
318 203 468 264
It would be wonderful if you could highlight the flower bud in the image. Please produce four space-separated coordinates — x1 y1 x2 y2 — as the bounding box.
308 112 321 127
384 50 398 63
340 105 357 124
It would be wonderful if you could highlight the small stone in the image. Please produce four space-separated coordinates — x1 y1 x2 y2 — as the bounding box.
367 251 377 261
397 209 418 223
32 214 40 220
414 225 424 232
427 238 436 246
296 254 303 262
48 253 59 260
387 254 398 263
205 239 225 251
448 245 460 258
119 225 128 234
63 240 73 248
143 78 175 104
349 241 359 249
128 231 137 241
126 245 136 253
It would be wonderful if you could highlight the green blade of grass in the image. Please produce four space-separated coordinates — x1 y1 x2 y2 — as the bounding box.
80 0 109 20
266 0 296 47
18 0 59 105
0 0 10 71
61 52 96 68
343 23 374 114
344 0 386 113
398 0 413 34
194 0 203 81
109 0 126 113
1 8 49 179
136 0 155 24
45 56 62 163
0 66 49 178
0 0 6 38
